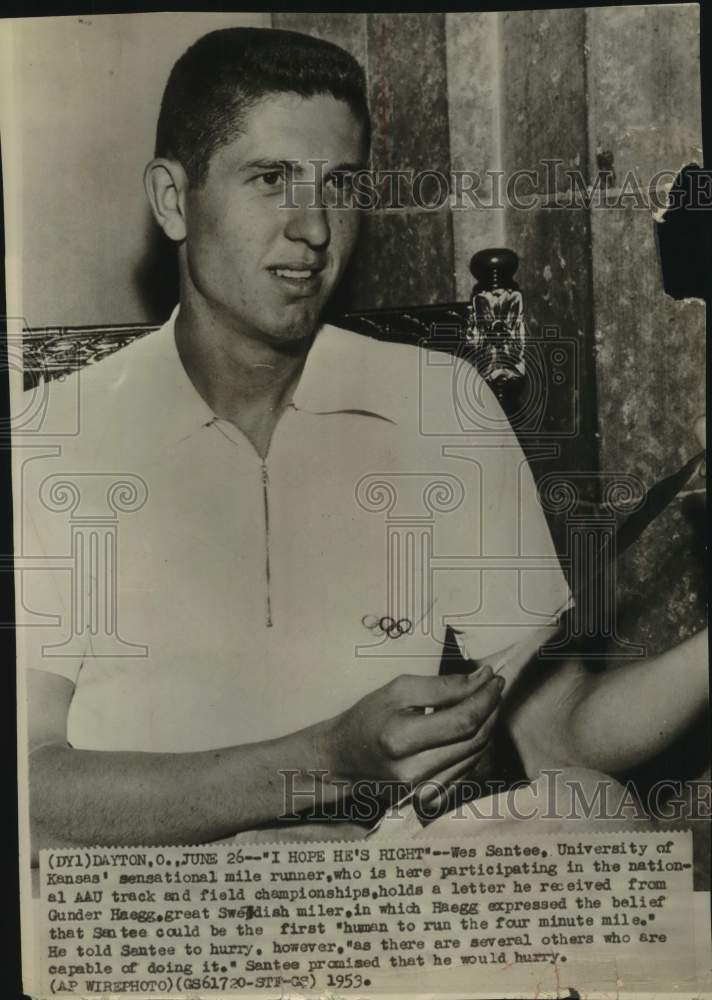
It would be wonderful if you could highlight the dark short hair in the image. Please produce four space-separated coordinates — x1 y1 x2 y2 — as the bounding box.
156 27 371 186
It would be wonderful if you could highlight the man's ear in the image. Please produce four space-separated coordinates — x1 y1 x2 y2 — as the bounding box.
144 158 188 242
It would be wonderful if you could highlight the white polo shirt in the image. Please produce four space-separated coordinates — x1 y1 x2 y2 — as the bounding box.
16 309 570 752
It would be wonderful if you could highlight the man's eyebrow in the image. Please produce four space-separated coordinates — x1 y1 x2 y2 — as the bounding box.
325 161 367 175
239 158 366 175
240 158 299 174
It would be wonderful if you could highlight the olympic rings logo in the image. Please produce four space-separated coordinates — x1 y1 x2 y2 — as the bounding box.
362 614 413 639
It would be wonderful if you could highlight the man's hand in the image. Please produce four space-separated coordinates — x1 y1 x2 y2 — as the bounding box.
323 667 504 792
28 665 501 853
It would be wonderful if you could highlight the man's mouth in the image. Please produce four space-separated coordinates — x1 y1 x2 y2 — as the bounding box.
273 267 318 279
267 263 325 293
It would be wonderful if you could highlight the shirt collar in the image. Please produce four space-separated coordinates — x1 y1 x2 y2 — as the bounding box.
291 321 410 424
149 306 409 443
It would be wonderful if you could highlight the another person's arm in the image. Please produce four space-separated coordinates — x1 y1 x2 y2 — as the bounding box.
554 415 708 774
499 626 707 780
560 628 707 775
28 664 503 860
507 416 707 778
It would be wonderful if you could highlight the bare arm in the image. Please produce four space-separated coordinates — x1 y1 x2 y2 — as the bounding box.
28 665 503 861
503 627 708 780
555 417 707 775
563 628 708 775
28 669 342 862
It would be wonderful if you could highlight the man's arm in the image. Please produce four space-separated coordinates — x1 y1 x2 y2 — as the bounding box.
502 628 708 779
504 416 708 779
561 628 708 776
563 417 708 774
28 669 341 861
28 664 503 861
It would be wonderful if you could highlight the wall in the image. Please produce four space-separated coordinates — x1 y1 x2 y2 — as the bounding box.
586 4 705 655
1 11 268 328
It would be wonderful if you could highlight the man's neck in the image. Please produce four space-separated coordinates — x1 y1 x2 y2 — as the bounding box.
174 299 313 458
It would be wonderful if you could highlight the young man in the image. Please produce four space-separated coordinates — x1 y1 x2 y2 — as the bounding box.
20 28 707 857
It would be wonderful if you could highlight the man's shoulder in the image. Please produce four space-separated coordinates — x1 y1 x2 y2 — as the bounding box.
319 322 501 433
27 323 174 453
311 323 427 424
321 322 429 364
48 323 168 401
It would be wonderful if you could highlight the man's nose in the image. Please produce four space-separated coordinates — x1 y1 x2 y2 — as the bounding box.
284 198 331 249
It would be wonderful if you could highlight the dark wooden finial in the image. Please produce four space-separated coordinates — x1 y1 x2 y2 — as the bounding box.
469 248 520 291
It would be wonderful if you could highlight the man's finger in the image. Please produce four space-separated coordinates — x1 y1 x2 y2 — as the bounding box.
389 677 503 756
389 666 494 710
398 700 502 781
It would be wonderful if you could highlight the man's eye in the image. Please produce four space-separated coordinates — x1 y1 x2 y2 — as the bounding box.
258 170 285 188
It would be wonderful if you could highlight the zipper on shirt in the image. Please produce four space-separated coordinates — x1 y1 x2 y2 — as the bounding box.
261 462 273 628
208 417 278 628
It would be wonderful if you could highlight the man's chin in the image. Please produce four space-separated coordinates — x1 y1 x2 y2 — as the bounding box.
261 303 326 348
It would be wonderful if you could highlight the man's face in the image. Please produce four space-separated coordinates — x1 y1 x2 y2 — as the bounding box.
181 92 367 346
